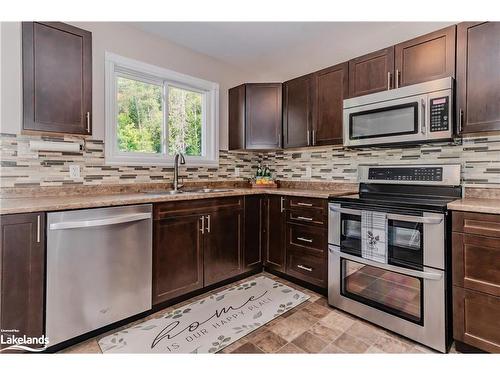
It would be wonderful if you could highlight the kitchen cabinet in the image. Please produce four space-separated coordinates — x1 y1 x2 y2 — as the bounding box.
395 25 456 87
204 207 244 285
456 22 500 134
263 195 286 272
452 211 500 353
283 75 314 148
244 195 262 271
0 213 45 350
153 214 204 304
228 83 282 150
348 47 395 97
22 22 92 135
153 197 244 304
284 197 328 288
314 62 348 146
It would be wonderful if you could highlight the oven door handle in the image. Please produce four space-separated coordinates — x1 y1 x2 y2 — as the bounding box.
329 206 443 224
328 245 443 281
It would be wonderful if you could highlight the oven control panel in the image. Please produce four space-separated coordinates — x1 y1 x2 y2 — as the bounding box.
368 167 443 182
429 97 449 132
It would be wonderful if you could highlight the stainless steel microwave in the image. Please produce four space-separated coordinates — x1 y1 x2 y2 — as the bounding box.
343 77 454 147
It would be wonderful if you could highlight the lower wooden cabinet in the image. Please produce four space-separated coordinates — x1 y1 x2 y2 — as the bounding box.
0 212 45 350
204 207 243 286
244 195 262 271
153 214 204 304
452 211 500 353
263 195 286 272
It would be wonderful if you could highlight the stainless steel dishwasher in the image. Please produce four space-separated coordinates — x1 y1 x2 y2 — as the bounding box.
46 204 152 347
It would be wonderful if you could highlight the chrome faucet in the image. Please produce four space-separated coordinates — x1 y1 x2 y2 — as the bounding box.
173 152 186 192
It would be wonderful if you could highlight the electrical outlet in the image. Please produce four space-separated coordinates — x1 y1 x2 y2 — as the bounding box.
305 166 312 179
69 164 80 179
235 167 240 177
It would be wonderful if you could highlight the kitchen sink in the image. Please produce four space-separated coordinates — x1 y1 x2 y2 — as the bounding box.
141 188 233 195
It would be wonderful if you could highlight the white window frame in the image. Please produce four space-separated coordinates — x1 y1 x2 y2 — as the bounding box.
105 52 219 166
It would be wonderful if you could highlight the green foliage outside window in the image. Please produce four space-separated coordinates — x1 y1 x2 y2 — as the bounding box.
116 76 202 156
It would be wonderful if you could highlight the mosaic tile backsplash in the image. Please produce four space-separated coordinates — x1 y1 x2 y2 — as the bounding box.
1 133 500 189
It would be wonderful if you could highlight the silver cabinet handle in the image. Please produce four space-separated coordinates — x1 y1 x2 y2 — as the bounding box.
459 109 464 133
206 215 211 233
387 71 392 90
49 213 151 230
312 129 316 146
329 245 443 280
296 216 313 221
297 264 313 272
200 216 205 234
297 237 313 243
37 214 41 243
86 112 91 133
306 129 311 146
395 69 400 88
296 202 313 207
280 197 285 213
421 98 426 135
329 206 443 224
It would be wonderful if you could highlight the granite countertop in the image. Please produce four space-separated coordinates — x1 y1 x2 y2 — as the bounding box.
0 187 356 215
448 198 500 215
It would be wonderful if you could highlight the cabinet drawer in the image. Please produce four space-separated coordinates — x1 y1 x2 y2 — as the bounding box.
286 249 326 288
287 209 325 226
452 233 500 296
154 196 243 219
286 222 326 255
287 196 326 212
453 287 500 353
453 211 500 238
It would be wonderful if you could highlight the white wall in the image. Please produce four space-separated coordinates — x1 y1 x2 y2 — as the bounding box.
0 22 252 149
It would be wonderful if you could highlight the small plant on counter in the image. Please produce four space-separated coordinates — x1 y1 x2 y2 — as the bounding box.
252 164 277 188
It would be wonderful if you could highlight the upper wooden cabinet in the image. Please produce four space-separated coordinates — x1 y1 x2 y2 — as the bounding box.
0 213 45 351
395 25 456 87
283 75 314 148
22 22 92 135
348 47 395 97
314 62 348 146
457 22 500 134
228 83 282 150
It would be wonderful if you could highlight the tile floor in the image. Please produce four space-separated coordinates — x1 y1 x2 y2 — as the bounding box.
60 272 457 354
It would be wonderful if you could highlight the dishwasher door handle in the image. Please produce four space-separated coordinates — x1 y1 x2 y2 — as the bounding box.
49 212 152 230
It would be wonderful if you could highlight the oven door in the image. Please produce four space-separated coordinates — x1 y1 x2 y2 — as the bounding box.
328 245 446 352
343 94 428 147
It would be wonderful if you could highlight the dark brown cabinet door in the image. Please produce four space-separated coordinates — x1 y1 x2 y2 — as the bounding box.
283 75 314 148
245 83 282 149
313 62 348 146
348 47 394 97
22 22 92 135
457 22 500 134
263 196 285 272
244 195 262 270
153 214 203 305
395 25 456 87
204 208 243 286
0 213 44 351
228 84 246 150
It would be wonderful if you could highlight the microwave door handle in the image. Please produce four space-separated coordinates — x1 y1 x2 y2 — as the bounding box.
329 246 443 281
421 99 426 135
329 206 442 224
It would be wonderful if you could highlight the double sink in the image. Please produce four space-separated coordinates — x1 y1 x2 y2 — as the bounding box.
142 188 234 196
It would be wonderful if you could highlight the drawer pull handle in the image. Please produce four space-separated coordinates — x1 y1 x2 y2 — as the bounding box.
297 216 313 221
297 264 313 272
297 237 313 243
200 216 205 234
296 202 313 207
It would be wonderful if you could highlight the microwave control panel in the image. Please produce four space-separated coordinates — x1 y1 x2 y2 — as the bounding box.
430 97 449 132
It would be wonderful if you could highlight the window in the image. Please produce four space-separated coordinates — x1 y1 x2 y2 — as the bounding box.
105 52 219 166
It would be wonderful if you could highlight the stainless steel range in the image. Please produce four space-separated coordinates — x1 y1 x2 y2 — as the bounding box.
328 164 461 353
